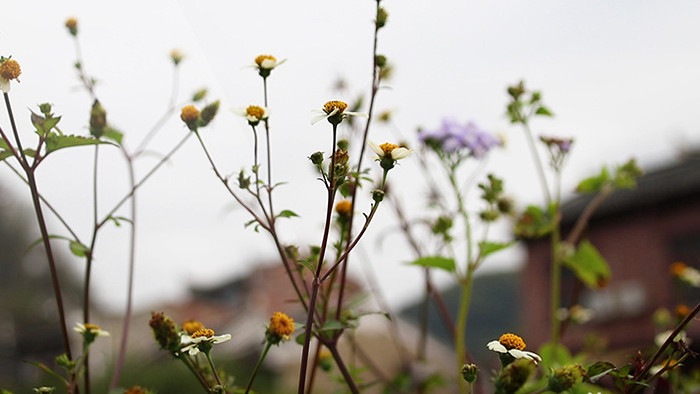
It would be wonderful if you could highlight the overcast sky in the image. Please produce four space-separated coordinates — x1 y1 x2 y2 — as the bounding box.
2 0 699 314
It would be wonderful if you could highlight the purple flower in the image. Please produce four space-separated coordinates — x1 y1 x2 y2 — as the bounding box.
419 118 501 158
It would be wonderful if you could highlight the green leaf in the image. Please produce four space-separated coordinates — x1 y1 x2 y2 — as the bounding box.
277 209 299 219
538 342 572 368
30 110 61 136
102 128 124 145
297 259 315 273
318 319 346 332
407 256 456 273
69 240 90 257
535 106 553 116
0 138 10 150
45 134 103 154
0 148 35 162
478 241 515 259
587 361 617 383
563 240 611 288
25 360 69 385
576 166 610 194
514 205 554 239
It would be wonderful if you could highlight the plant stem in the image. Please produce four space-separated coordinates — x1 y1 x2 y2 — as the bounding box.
245 341 272 393
522 122 551 206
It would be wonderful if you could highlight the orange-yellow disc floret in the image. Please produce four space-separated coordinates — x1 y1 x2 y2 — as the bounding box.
499 333 526 350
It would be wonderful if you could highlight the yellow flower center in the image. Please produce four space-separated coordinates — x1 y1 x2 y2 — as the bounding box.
335 200 352 216
499 333 526 350
255 55 276 66
269 312 295 337
182 319 204 335
180 105 200 123
0 59 21 81
246 105 265 119
670 262 688 277
65 18 78 29
379 143 399 155
191 328 215 339
323 100 348 115
84 323 101 332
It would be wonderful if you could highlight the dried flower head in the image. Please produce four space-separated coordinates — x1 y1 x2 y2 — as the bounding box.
149 312 181 354
0 57 22 93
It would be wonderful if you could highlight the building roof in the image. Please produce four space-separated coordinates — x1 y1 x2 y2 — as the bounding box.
561 152 700 224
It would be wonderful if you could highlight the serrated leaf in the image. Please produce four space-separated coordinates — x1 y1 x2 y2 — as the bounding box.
478 241 515 259
563 240 611 288
30 110 61 136
576 166 610 193
318 319 346 332
587 361 617 383
45 134 103 154
407 256 456 273
277 209 299 219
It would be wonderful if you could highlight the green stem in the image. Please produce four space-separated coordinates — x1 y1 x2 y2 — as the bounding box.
522 122 551 206
205 351 223 388
455 267 475 394
178 355 211 392
245 341 272 394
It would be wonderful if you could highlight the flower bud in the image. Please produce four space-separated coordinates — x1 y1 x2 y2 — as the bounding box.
461 363 479 383
170 49 184 66
372 189 385 203
376 7 388 28
494 359 536 394
546 364 585 393
192 88 207 102
149 312 181 355
65 18 78 36
375 54 387 68
309 151 324 166
180 105 200 131
200 100 220 127
89 100 107 138
39 103 53 117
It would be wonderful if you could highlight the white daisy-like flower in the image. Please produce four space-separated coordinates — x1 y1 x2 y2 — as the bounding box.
368 141 412 160
311 100 368 125
73 322 110 344
180 328 231 356
232 105 269 125
655 330 689 348
670 262 700 287
0 58 22 93
253 54 286 71
487 333 541 364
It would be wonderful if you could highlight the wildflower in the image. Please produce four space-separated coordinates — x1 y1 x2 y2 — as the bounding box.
170 49 184 66
418 119 501 158
311 100 367 126
124 385 153 394
253 54 286 78
74 322 110 345
180 105 200 131
335 200 352 217
33 387 56 393
649 358 682 376
65 18 78 36
233 105 269 126
670 262 700 286
181 319 204 335
181 328 231 356
0 57 22 93
487 333 541 365
368 141 411 172
266 312 295 345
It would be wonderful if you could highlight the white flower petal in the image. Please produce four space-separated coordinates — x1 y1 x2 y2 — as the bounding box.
368 141 383 156
391 147 412 160
311 113 330 125
486 340 507 353
509 349 541 363
0 78 10 93
231 107 248 116
344 110 368 118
